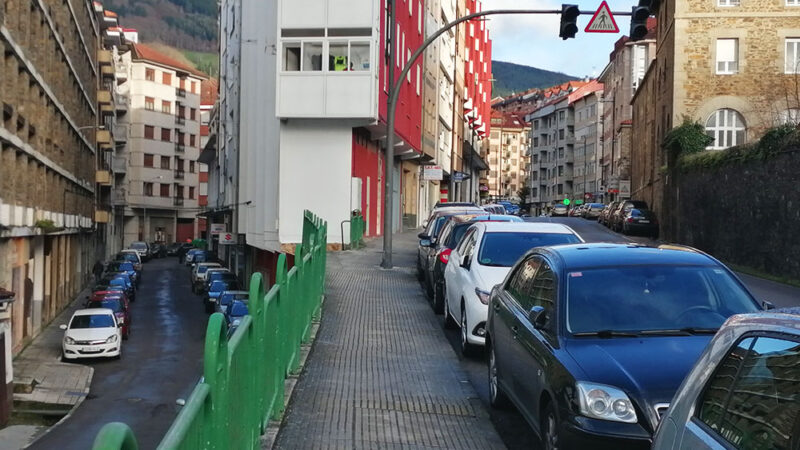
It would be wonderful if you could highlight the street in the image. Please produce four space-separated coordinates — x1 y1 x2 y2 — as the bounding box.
28 258 207 450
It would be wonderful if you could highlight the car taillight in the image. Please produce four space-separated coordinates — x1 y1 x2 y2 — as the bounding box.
626 218 634 223
438 248 452 264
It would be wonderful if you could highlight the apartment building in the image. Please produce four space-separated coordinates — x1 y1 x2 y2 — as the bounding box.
569 81 604 203
117 44 207 245
528 95 572 211
0 0 100 423
598 21 655 202
487 111 530 200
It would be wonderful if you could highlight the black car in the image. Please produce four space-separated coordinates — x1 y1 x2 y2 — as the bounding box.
620 208 659 239
167 242 187 257
609 200 649 232
203 270 237 295
486 243 763 449
176 243 195 262
416 207 484 280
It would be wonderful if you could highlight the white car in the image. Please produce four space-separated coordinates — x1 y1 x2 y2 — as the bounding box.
443 222 583 356
192 264 224 292
60 308 122 360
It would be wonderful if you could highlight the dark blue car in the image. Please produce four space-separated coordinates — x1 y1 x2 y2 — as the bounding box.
204 279 240 313
225 300 249 336
106 261 138 285
486 243 764 449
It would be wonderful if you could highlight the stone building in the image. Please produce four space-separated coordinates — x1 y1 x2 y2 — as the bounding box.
0 0 100 423
632 0 800 230
486 111 530 200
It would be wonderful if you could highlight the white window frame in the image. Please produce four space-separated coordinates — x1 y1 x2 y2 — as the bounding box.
416 65 421 96
788 0 799 5
785 38 800 74
718 0 740 6
418 2 422 34
705 109 746 150
715 38 739 75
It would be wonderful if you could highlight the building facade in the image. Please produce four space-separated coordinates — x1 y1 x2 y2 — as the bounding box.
632 0 800 231
568 81 604 203
487 111 530 200
0 0 100 423
117 44 206 246
528 94 573 211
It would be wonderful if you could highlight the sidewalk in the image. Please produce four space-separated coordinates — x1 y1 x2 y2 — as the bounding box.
0 286 94 449
274 231 505 449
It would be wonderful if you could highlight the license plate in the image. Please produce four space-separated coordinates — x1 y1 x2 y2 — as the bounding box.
639 220 650 223
82 346 98 352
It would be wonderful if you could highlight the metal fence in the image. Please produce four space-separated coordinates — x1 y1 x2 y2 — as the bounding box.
91 210 328 450
350 211 366 249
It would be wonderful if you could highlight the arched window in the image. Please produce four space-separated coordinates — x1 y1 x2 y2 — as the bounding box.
705 109 746 149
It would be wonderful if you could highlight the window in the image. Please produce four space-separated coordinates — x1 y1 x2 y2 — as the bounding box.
143 154 154 167
189 187 195 199
530 260 557 332
189 161 196 173
283 43 301 71
191 81 197 94
144 125 154 140
786 38 800 74
143 182 153 196
303 42 323 71
161 128 171 142
177 132 185 145
176 185 184 198
161 100 171 114
559 110 565 121
160 156 170 169
706 109 746 149
145 68 155 81
175 158 183 171
788 0 799 5
190 135 196 147
632 44 648 90
506 257 541 308
418 2 423 33
190 108 196 120
329 41 370 71
160 183 170 197
698 336 800 449
179 78 185 90
145 97 155 111
718 0 740 6
162 72 172 85
716 39 739 74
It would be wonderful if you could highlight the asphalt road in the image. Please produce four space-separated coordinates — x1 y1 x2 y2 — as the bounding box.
30 257 208 450
426 216 800 450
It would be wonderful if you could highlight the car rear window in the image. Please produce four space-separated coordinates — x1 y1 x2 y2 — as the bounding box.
220 293 248 305
118 253 138 263
477 232 581 267
70 314 114 329
446 223 473 248
87 299 122 312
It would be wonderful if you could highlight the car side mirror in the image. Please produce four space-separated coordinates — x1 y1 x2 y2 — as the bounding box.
762 300 775 310
528 306 547 329
417 232 429 240
422 220 429 228
59 324 67 331
420 239 432 247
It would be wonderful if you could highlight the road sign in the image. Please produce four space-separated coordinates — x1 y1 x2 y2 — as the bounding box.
563 198 571 206
585 1 619 33
575 200 584 205
219 233 235 245
452 171 470 182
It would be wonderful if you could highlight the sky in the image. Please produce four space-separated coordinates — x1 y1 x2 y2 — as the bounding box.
482 0 635 78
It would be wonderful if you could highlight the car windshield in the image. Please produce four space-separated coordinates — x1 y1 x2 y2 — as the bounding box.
210 281 236 292
625 201 648 210
446 223 473 248
478 232 581 267
118 253 138 263
198 266 217 274
130 242 147 250
70 314 115 329
87 299 122 312
566 265 761 334
103 278 126 287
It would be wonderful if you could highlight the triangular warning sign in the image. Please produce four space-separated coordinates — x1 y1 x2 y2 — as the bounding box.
585 1 619 33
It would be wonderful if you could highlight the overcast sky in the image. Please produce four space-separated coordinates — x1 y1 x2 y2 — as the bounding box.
482 0 634 78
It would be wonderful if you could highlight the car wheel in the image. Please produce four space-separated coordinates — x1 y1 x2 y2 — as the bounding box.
443 289 457 330
432 282 444 315
424 273 434 300
488 342 509 409
542 402 560 450
460 306 476 357
204 302 214 314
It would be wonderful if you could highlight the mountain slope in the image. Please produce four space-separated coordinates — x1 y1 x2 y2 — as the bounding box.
491 61 579 97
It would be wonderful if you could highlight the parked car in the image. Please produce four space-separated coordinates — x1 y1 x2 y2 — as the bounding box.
216 290 249 315
116 250 142 272
582 202 606 220
60 308 122 360
422 214 523 313
175 243 194 261
620 208 659 239
498 201 520 215
551 204 568 217
417 207 484 279
149 242 167 259
97 274 135 302
443 222 583 356
203 270 237 295
184 249 205 266
191 263 223 293
191 250 218 266
652 308 799 450
205 279 241 313
86 295 131 339
609 200 650 232
434 201 478 209
105 260 139 286
129 241 150 262
486 243 764 448
224 299 249 332
482 204 507 215
568 205 583 217
598 201 620 226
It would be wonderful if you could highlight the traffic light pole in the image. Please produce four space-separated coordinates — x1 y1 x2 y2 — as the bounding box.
381 8 634 269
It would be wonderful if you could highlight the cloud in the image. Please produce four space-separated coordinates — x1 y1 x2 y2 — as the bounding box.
482 0 633 77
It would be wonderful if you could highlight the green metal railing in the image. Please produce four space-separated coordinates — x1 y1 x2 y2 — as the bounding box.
349 210 366 249
91 211 328 450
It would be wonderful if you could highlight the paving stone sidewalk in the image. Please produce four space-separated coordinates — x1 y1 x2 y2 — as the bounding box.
274 232 506 450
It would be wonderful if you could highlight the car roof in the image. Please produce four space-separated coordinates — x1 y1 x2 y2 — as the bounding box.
472 222 579 234
120 249 138 254
469 214 522 222
431 207 485 217
221 290 249 295
197 262 222 267
536 243 717 270
74 308 115 316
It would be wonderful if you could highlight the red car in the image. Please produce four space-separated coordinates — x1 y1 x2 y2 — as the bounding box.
86 292 131 339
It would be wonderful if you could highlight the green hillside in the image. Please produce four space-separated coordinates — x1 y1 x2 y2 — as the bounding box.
492 61 579 97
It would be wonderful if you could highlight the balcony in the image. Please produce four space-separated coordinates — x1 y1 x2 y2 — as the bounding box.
176 87 186 98
173 197 184 206
101 103 114 117
175 115 186 126
101 65 114 80
97 129 112 151
96 169 111 185
115 93 128 113
111 188 126 206
175 143 185 153
113 125 127 144
112 156 127 173
98 50 112 66
95 209 111 223
97 89 112 105
174 170 185 180
115 62 128 82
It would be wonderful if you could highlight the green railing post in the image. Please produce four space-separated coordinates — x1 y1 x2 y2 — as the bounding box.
204 313 229 449
92 423 139 450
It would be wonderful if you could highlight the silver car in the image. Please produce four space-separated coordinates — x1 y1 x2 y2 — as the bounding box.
652 308 799 450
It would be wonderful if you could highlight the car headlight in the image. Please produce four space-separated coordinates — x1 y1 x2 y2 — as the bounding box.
474 288 491 305
64 336 76 345
106 335 118 343
576 381 637 423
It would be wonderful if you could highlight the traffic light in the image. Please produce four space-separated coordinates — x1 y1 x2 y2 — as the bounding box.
559 5 580 40
629 6 651 41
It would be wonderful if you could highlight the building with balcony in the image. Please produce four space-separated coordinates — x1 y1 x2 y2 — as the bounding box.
568 80 604 203
0 0 101 423
117 43 207 245
487 111 529 201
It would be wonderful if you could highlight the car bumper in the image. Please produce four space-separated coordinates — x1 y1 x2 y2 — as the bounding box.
63 342 121 359
560 415 652 450
465 300 489 346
